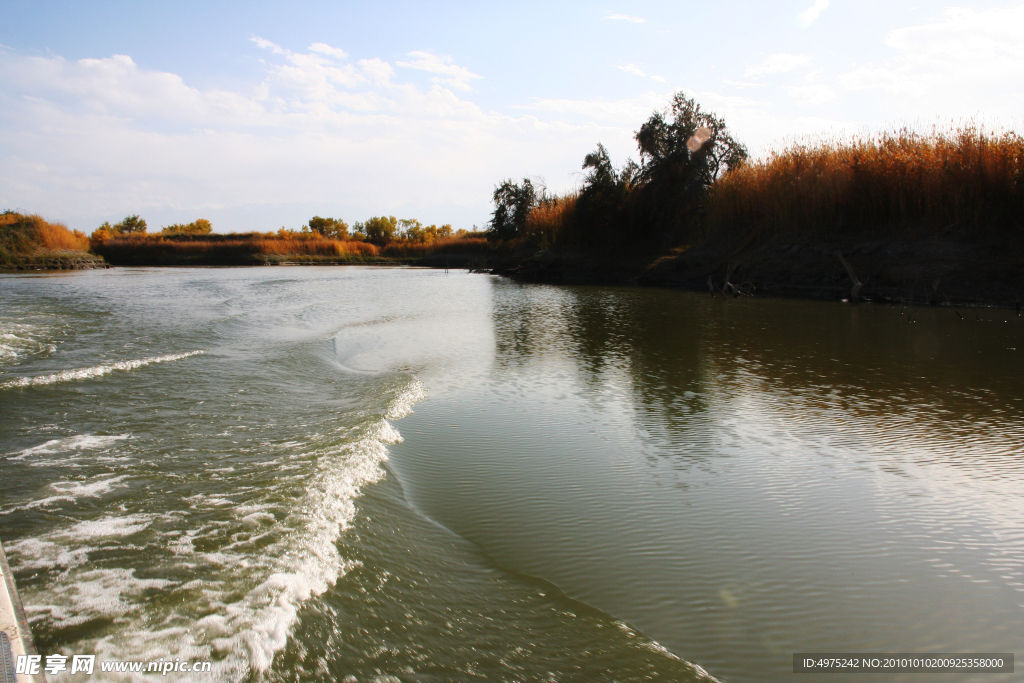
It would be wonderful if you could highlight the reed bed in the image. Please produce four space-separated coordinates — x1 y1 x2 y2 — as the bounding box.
381 236 490 258
703 125 1024 243
1 211 91 264
90 232 494 265
524 195 577 247
252 238 379 257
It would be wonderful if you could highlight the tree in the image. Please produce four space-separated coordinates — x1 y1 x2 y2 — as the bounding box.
635 92 747 190
488 178 536 241
113 215 147 234
582 143 618 190
308 216 348 239
631 92 748 244
354 216 398 245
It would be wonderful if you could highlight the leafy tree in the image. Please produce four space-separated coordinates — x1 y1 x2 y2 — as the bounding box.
113 215 147 234
631 92 748 244
354 216 398 245
488 178 536 241
635 92 747 189
582 143 619 190
308 216 348 239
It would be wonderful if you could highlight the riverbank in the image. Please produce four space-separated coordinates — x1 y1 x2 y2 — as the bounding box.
1 211 106 272
482 118 1024 308
494 232 1024 309
88 232 492 268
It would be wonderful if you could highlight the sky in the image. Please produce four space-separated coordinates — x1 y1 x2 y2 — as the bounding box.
1 0 1023 233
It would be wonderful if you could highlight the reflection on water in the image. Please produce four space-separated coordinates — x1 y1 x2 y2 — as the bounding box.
391 279 1024 683
1 268 1021 683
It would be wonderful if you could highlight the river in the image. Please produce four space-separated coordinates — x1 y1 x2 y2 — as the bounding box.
1 267 1021 682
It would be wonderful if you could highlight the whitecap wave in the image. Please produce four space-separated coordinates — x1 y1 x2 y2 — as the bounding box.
21 475 132 510
9 434 129 460
0 321 58 367
15 377 427 681
2 351 204 389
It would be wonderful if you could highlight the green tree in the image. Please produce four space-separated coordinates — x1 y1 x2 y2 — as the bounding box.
308 216 349 239
354 216 398 245
113 215 148 234
632 92 747 244
635 92 747 190
488 178 536 241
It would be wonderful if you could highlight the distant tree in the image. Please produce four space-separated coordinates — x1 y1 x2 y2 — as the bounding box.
113 215 147 234
308 216 348 239
354 216 398 245
488 178 536 241
161 219 212 235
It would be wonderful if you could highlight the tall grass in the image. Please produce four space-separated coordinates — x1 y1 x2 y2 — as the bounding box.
381 236 489 258
703 125 1024 244
1 211 90 264
252 238 379 257
90 232 494 265
524 195 577 247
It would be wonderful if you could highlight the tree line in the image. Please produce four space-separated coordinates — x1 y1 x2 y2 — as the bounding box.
91 215 471 246
487 92 748 251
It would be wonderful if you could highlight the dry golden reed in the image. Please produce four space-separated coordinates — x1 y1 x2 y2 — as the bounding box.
381 236 489 258
524 194 578 246
703 124 1024 243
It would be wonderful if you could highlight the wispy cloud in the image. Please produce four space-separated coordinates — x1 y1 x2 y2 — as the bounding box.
250 37 285 54
745 53 813 76
837 5 1024 110
799 0 830 27
617 63 667 83
605 13 645 23
308 43 348 59
396 51 481 91
0 42 634 231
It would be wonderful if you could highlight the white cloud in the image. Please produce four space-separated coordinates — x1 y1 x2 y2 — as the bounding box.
396 51 481 91
604 14 645 23
799 0 830 27
837 5 1024 117
250 37 285 54
0 45 631 231
745 53 813 76
616 64 668 83
308 43 348 59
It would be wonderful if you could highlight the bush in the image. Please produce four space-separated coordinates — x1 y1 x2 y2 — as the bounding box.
161 219 213 235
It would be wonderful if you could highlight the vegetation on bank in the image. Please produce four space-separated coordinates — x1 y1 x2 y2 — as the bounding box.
484 91 1024 304
87 215 488 266
487 93 1024 253
0 211 105 269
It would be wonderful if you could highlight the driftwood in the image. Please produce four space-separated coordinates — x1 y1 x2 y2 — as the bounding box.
835 251 863 300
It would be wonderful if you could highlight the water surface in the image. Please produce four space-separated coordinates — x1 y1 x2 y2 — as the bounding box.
1 267 1021 682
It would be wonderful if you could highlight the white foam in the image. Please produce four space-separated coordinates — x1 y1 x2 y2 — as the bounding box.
0 321 57 367
9 434 129 460
20 475 131 510
1 351 204 389
68 514 154 539
12 377 426 682
386 378 427 419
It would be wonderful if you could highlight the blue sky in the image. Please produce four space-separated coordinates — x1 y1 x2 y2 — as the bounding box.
2 0 1023 232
